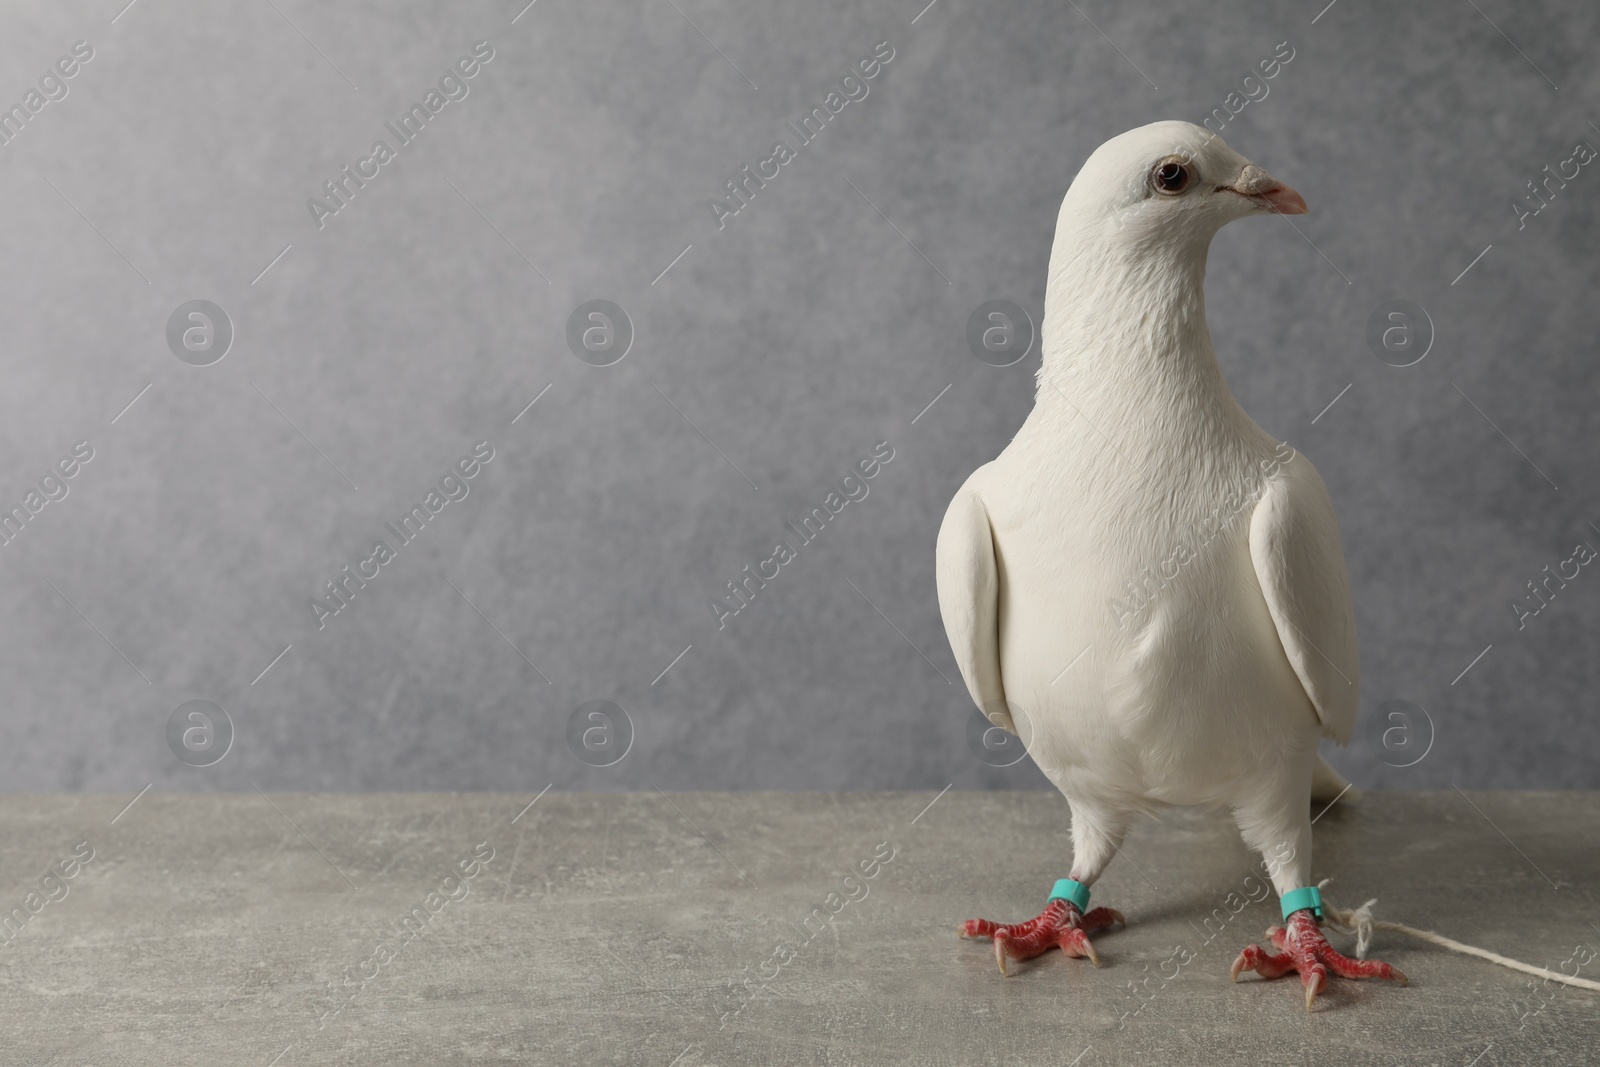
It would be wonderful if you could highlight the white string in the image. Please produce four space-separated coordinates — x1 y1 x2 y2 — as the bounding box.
1314 879 1600 993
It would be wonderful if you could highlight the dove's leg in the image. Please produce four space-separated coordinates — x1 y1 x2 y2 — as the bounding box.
960 804 1127 975
1228 773 1407 1009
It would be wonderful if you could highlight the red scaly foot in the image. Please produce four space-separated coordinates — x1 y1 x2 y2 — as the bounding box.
960 898 1126 975
1231 910 1408 1010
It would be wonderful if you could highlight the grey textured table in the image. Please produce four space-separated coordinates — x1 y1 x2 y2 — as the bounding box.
1 792 1595 1066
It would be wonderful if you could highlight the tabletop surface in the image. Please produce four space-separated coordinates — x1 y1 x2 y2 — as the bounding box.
0 790 1595 1066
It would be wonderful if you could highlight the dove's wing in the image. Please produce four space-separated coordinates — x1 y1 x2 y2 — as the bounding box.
1247 452 1360 743
935 478 1012 731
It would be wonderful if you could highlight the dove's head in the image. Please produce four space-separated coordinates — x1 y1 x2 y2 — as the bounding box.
1058 121 1305 258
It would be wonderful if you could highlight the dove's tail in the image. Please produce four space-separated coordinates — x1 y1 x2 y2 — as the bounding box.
1310 756 1354 805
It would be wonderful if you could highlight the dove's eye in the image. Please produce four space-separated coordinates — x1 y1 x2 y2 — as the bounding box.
1151 160 1192 195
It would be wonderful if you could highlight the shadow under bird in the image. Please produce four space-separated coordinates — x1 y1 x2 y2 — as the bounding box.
936 120 1405 1009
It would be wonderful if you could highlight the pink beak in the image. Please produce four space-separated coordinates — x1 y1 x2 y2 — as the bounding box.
1228 164 1308 215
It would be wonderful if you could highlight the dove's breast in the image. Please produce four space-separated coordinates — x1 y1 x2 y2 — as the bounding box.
974 417 1319 809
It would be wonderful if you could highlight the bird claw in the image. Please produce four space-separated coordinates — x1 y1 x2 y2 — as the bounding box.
1303 970 1325 1011
1232 911 1407 1010
963 897 1121 976
1061 928 1100 967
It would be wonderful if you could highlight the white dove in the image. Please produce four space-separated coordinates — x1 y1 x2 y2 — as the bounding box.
938 120 1405 1009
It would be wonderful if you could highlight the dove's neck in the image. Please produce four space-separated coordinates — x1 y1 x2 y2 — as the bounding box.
1031 232 1250 457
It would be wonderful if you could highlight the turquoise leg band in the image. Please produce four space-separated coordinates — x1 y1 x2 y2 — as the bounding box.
1047 878 1091 912
1279 886 1323 922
